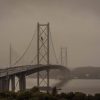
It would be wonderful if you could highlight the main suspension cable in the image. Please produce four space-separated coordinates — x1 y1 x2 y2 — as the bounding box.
13 30 37 66
50 31 59 64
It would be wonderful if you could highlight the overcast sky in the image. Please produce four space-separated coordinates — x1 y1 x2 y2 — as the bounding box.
0 0 100 68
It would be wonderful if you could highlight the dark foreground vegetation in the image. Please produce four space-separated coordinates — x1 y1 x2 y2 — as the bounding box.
0 87 100 100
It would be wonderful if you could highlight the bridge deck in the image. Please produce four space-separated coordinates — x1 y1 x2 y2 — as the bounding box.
0 64 69 78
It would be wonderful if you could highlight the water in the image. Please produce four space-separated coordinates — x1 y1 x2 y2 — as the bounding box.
14 78 100 94
62 79 100 94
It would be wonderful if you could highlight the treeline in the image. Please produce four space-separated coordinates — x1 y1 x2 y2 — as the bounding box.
0 87 100 100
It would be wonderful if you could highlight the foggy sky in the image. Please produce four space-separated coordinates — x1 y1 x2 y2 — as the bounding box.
0 0 100 68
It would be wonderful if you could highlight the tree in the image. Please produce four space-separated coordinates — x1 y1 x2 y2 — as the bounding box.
52 87 57 96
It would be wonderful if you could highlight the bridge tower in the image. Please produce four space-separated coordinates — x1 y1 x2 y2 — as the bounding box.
37 23 50 92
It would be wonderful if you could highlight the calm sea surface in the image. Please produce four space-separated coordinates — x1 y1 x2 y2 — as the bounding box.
14 78 100 94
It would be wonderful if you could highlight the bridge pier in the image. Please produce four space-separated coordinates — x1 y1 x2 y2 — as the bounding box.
0 77 9 91
10 75 15 92
0 78 4 91
5 76 10 91
18 74 26 91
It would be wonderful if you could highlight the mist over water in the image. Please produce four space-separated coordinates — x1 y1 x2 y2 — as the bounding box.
28 78 100 94
13 78 100 94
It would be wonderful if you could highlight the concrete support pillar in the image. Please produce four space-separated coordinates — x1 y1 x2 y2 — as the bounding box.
0 78 3 91
0 77 9 91
5 76 10 91
18 74 26 91
47 69 50 93
11 75 15 92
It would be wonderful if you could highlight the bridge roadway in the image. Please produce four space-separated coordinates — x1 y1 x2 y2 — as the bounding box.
0 64 70 92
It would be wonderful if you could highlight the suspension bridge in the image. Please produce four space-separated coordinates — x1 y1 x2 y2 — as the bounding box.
0 22 100 92
0 23 70 92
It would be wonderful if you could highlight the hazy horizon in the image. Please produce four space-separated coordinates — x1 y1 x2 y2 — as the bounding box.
0 0 100 69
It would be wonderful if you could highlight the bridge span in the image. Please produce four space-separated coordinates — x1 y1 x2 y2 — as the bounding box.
1 23 100 92
0 23 71 92
0 64 70 91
